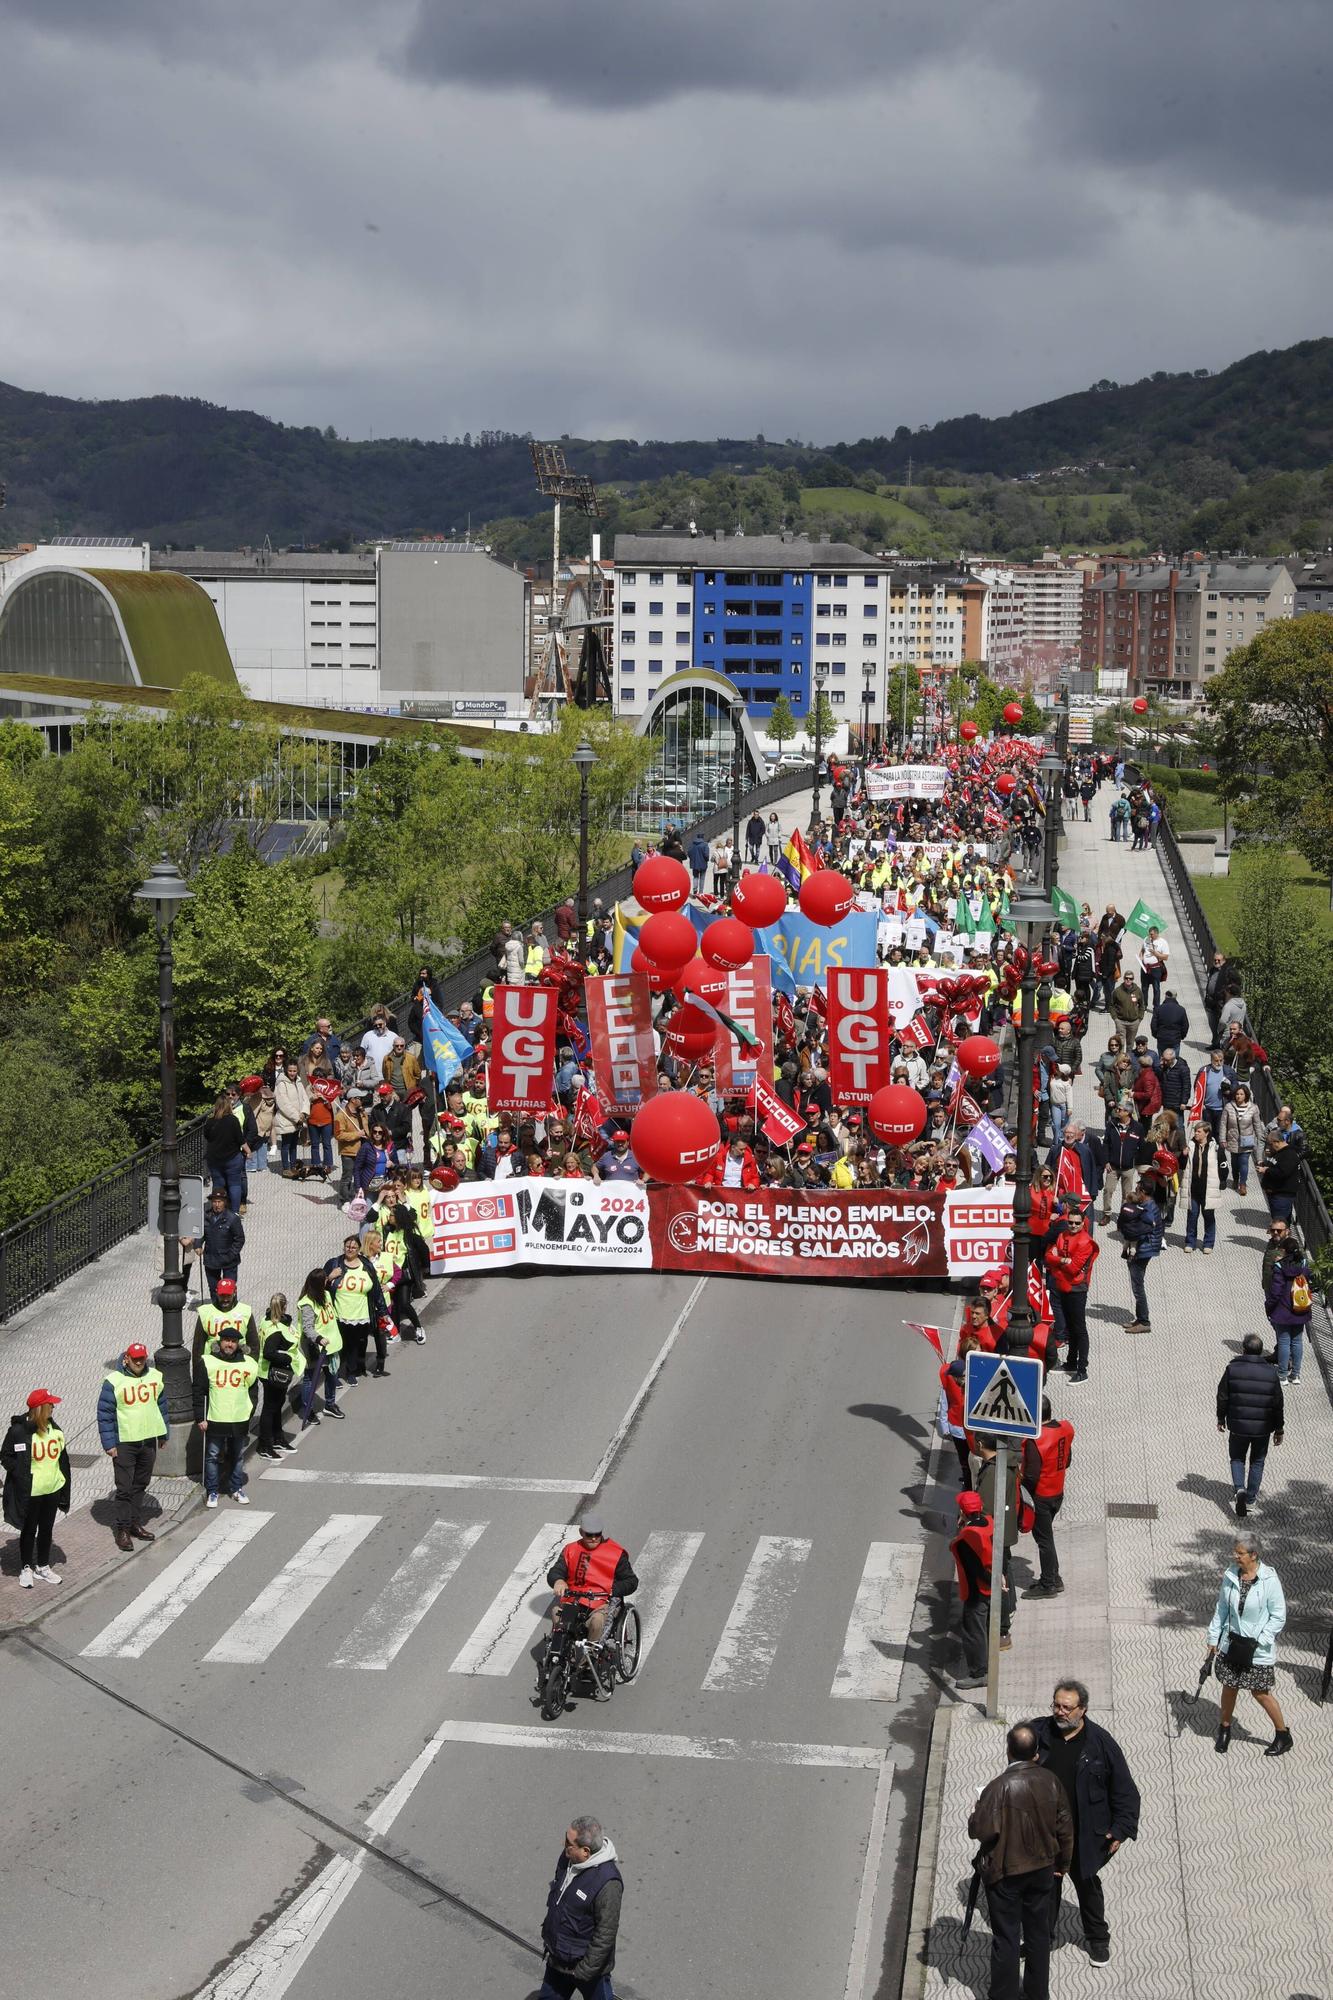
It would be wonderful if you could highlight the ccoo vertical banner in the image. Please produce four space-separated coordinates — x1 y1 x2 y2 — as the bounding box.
827 968 893 1106
715 955 775 1099
489 984 558 1114
585 974 658 1113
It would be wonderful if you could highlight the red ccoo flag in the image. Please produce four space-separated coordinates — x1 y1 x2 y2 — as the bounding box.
904 1321 946 1361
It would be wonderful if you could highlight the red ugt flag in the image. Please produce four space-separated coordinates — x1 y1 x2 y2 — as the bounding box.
827 969 893 1106
489 985 557 1114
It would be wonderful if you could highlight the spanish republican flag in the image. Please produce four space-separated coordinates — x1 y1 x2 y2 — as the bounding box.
777 827 819 893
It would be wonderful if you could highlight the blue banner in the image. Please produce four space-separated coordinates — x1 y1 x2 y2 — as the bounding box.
422 993 474 1090
754 910 881 990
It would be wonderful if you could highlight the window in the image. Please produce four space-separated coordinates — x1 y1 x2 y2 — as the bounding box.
350 641 375 650
834 575 848 588
676 572 692 584
649 572 663 584
724 571 752 585
831 662 847 676
830 690 846 705
863 634 877 647
790 575 805 587
622 573 638 586
755 571 782 585
755 600 782 616
649 660 663 672
832 634 847 647
649 631 663 644
702 630 715 644
816 633 831 647
350 620 375 628
676 601 690 616
649 600 663 614
675 630 690 645
817 605 831 619
676 660 689 672
790 634 803 646
704 571 716 585
1205 646 1217 656
833 606 847 619
863 604 877 617
621 600 636 614
702 601 715 614
622 630 636 644
816 575 831 589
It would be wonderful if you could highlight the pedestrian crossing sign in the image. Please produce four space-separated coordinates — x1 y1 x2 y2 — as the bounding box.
963 1352 1043 1439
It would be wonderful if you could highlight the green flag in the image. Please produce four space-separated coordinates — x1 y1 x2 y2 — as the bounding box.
1124 897 1166 938
955 893 976 939
973 899 996 935
1051 885 1080 926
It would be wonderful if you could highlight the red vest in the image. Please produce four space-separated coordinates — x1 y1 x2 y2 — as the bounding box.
1030 1420 1075 1498
560 1537 624 1603
939 1364 966 1430
950 1518 993 1601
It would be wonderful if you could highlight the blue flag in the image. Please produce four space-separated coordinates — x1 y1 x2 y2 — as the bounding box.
422 993 473 1091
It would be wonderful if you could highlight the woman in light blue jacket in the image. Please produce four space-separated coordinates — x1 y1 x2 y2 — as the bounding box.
1206 1532 1291 1757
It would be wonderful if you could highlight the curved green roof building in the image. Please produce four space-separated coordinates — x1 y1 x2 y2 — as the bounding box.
0 566 237 690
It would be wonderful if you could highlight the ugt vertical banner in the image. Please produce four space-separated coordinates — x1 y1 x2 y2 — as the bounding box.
827 968 892 1106
715 955 775 1098
585 973 658 1112
489 984 558 1114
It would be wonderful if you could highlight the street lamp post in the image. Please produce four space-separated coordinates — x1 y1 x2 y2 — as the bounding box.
809 660 829 834
134 853 194 1477
1039 745 1065 898
861 663 875 762
729 722 743 890
572 739 597 960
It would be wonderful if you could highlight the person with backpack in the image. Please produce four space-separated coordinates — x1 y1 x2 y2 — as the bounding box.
1117 1180 1163 1334
1266 1239 1314 1384
1071 933 1096 1013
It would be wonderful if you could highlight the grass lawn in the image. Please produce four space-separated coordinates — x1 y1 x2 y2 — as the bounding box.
800 486 934 532
1162 789 1225 834
1192 848 1333 956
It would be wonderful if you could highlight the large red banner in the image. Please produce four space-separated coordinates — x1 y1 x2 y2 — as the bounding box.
585 973 657 1112
652 1184 940 1276
488 984 558 1114
714 956 775 1099
826 968 893 1106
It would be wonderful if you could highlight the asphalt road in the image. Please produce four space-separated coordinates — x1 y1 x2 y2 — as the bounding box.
0 1264 950 2000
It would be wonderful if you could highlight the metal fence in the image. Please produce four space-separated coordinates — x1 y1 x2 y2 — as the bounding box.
0 765 817 1321
1155 815 1333 1259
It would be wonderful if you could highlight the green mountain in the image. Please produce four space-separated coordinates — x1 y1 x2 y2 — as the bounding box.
1 335 1332 550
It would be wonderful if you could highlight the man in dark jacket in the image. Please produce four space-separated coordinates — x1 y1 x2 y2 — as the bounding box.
1027 1681 1140 1968
1218 1332 1284 1516
968 1724 1073 1999
1100 1109 1139 1224
540 1815 624 1998
1117 1181 1162 1332
1150 990 1189 1054
1259 1131 1301 1223
687 834 710 893
1158 1046 1191 1113
1203 950 1233 1043
180 1189 245 1305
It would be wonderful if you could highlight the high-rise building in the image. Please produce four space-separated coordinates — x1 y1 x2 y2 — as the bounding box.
1080 557 1296 697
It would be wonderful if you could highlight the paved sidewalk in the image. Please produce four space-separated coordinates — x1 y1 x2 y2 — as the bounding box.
918 809 1333 1999
0 1166 354 1622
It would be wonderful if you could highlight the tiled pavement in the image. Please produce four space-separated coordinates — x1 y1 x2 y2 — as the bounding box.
919 811 1333 1999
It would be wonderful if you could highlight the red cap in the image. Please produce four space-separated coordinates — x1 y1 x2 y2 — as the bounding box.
26 1388 60 1410
125 1343 150 1361
376 1083 395 1097
215 1278 238 1300
957 1491 985 1517
981 1267 1009 1290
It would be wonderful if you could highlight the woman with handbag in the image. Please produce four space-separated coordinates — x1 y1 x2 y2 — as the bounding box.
1206 1532 1291 1756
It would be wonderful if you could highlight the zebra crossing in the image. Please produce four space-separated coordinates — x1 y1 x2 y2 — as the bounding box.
79 1510 923 1701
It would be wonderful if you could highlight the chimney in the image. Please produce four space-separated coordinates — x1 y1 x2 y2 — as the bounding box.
714 528 725 542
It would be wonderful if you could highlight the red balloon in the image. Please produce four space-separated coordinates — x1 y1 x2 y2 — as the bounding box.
957 1034 1001 1081
995 772 1019 797
1132 696 1148 715
798 869 855 927
663 1021 715 1061
1003 700 1024 726
633 853 691 913
867 1084 927 1145
701 917 754 971
429 1165 460 1192
732 871 787 929
669 998 717 1037
631 1090 721 1183
631 945 677 994
638 910 697 969
960 720 979 742
674 957 731 1006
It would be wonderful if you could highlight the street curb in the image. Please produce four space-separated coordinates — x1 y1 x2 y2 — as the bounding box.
901 1700 953 2000
0 1482 202 1640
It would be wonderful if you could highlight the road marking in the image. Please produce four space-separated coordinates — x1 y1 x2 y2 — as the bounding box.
330 1519 488 1671
632 1529 705 1665
701 1535 812 1693
260 1468 589 1494
584 1274 708 1494
432 1717 887 1770
195 1723 454 2000
831 1541 924 1702
202 1515 379 1665
447 1521 570 1677
842 1753 897 2000
81 1512 274 1659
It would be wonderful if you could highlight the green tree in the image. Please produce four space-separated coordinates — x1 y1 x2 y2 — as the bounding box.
1206 616 1333 874
807 691 837 749
884 667 922 749
767 695 798 748
0 1027 134 1227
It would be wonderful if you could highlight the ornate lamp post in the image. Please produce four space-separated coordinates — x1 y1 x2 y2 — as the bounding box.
1004 881 1060 1358
572 739 597 956
134 853 194 1476
1039 744 1065 898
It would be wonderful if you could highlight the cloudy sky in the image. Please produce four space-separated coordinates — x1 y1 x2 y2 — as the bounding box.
2 0 1331 443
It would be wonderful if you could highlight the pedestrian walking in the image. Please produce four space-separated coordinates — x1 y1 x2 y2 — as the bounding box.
193 1326 258 1507
1026 1680 1140 1967
1022 1399 1074 1595
1116 1179 1162 1333
1044 1210 1098 1381
1137 925 1169 1010
967 1723 1073 2000
949 1489 995 1689
687 834 710 895
1259 1129 1301 1224
1 1389 70 1589
1217 1333 1284 1517
766 811 781 865
1100 1105 1139 1225
1184 1121 1218 1252
539 1816 624 1999
255 1294 304 1457
1207 1533 1292 1756
1220 1082 1263 1196
97 1342 169 1551
1266 1238 1314 1383
180 1187 246 1307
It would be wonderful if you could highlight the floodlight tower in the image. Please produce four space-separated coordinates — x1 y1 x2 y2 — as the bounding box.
529 442 608 712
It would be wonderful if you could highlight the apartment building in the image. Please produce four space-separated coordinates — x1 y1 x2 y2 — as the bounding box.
1080 557 1296 697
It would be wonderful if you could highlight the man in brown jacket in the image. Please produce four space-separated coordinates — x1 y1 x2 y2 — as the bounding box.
968 1723 1073 1999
